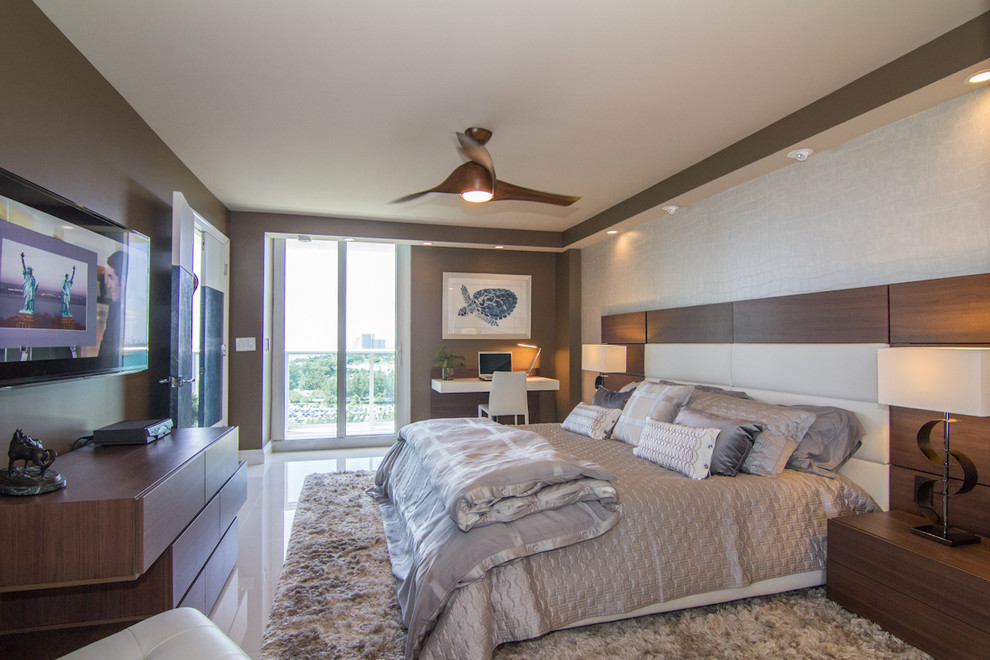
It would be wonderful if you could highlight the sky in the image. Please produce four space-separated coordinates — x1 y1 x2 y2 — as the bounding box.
284 239 395 353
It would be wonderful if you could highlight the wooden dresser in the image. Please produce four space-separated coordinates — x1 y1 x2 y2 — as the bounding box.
0 426 246 659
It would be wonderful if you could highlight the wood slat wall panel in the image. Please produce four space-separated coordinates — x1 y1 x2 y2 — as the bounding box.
733 285 889 343
890 273 990 344
624 344 645 377
646 303 732 343
890 407 990 487
601 312 646 344
890 466 990 539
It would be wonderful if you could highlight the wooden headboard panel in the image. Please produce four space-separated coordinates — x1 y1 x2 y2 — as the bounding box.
599 272 990 535
887 273 990 537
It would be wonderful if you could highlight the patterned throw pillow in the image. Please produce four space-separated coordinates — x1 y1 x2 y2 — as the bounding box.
612 382 695 446
689 391 816 477
561 403 624 440
634 419 718 480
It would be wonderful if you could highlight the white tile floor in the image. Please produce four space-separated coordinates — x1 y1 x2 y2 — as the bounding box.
210 445 391 659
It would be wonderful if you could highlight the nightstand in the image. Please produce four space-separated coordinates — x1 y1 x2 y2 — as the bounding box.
827 510 990 660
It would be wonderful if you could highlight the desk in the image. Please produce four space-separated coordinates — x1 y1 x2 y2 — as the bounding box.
431 376 560 421
431 376 560 393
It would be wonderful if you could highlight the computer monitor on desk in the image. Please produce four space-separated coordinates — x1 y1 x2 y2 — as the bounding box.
478 351 512 381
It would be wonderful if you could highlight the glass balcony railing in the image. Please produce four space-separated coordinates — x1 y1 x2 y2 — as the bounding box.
286 349 395 438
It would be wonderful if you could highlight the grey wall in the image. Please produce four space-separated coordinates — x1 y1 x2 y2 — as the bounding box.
0 0 228 454
582 86 990 341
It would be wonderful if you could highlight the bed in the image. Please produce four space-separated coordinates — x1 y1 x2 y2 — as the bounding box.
375 339 887 659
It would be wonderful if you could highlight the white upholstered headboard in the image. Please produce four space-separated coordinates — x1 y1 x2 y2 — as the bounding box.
643 343 890 509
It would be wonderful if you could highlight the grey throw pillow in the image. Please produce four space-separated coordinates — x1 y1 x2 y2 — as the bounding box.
674 407 763 477
689 391 816 477
592 387 634 410
785 405 864 478
657 380 752 400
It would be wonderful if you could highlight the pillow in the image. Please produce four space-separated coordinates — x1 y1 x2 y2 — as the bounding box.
785 405 864 478
561 403 623 440
634 419 718 479
592 387 634 410
612 382 695 446
688 391 816 477
674 407 763 477
657 380 752 400
618 381 641 393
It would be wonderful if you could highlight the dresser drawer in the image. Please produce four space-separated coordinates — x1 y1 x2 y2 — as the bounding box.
170 461 247 605
177 518 238 615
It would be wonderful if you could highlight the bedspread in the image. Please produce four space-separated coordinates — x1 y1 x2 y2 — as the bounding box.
417 423 879 660
373 418 621 659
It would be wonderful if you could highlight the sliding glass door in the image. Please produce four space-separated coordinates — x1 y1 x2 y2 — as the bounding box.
273 237 407 447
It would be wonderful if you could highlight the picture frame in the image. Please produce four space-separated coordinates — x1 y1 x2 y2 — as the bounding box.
442 272 531 339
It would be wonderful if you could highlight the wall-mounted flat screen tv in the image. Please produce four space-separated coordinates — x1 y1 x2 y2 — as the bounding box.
0 168 150 388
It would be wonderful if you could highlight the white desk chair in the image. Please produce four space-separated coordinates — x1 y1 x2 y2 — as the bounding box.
478 370 529 425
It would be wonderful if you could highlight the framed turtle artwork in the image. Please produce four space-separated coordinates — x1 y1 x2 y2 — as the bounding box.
442 272 531 339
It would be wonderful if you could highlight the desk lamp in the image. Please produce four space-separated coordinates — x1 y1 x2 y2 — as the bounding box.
518 343 542 376
877 347 990 546
582 344 627 390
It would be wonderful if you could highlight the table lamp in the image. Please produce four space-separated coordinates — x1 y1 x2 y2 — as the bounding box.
877 347 990 546
582 344 627 390
517 343 542 376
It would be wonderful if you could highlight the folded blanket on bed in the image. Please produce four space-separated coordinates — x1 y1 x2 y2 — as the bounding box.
371 417 621 659
395 416 618 531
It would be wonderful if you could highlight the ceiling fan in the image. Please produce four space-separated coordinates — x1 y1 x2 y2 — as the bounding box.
391 127 580 206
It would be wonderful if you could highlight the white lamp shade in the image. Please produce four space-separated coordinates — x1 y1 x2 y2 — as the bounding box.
582 344 627 374
877 347 990 417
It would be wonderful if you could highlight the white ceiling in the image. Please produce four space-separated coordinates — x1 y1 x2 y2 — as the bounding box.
34 0 990 234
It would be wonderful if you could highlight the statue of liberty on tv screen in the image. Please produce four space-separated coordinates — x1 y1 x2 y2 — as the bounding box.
0 168 150 387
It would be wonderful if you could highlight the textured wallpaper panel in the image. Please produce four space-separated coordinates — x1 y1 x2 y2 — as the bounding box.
583 87 990 341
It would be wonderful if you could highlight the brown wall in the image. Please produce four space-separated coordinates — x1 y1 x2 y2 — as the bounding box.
226 210 576 449
409 246 561 423
0 1 228 454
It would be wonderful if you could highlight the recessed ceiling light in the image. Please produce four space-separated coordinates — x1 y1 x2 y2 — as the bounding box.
787 148 813 161
661 205 679 215
966 69 990 84
606 230 618 235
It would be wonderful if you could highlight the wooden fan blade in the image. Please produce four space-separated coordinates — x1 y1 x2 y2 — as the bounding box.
456 131 496 192
389 189 432 204
492 180 580 206
390 162 490 203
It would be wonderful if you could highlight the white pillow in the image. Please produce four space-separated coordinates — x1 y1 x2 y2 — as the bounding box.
612 382 694 446
561 403 623 440
634 419 718 480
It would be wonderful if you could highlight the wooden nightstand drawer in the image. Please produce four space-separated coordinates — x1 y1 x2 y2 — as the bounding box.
827 511 990 660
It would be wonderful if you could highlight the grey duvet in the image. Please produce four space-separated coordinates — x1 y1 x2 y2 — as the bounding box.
377 421 878 660
373 417 621 658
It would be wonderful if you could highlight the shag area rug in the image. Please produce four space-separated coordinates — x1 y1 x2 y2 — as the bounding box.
260 472 929 660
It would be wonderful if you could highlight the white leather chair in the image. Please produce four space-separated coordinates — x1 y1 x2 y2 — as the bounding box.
478 370 529 424
56 607 249 660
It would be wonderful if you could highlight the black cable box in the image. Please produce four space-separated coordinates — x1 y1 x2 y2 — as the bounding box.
93 419 174 445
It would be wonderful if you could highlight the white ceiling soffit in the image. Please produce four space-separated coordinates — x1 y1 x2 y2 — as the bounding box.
33 0 990 239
